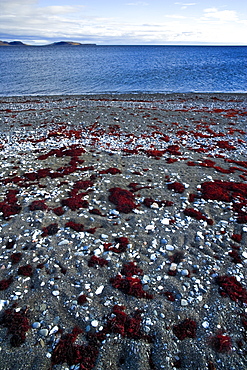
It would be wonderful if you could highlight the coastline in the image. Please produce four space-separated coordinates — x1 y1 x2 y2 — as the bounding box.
0 93 247 370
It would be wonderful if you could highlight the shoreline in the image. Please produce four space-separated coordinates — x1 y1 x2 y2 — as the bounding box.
0 93 247 370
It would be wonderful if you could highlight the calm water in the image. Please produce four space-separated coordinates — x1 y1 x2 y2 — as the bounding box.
0 45 246 96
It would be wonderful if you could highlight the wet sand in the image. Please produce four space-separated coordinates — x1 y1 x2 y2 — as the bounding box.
0 93 247 370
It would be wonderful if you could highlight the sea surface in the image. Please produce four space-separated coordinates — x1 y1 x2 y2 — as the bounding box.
0 45 246 96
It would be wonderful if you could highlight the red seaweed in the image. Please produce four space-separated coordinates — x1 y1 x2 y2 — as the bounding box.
104 237 129 253
110 274 153 299
183 208 213 225
53 206 65 216
0 306 30 347
108 187 137 213
51 326 98 369
0 190 21 220
173 319 197 340
0 276 13 290
10 252 22 264
210 333 232 353
77 294 88 305
99 167 122 174
65 221 84 232
121 261 144 277
18 264 33 277
167 182 185 193
62 195 89 211
216 275 247 304
88 255 108 268
42 223 59 236
29 200 48 211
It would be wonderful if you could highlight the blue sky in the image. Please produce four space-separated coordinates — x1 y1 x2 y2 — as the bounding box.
1 0 247 45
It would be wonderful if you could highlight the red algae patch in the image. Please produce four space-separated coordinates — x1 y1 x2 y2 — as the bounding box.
108 187 137 213
167 182 185 193
99 167 122 174
51 326 98 369
0 189 21 220
88 255 108 268
10 252 22 264
173 319 197 340
17 264 33 277
0 276 13 290
104 305 151 341
110 274 153 299
65 221 84 232
216 275 247 304
0 306 30 347
183 208 213 225
104 237 130 253
42 223 59 236
29 200 48 211
62 195 89 211
210 333 232 353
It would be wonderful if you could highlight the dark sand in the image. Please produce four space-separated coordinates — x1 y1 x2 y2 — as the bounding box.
0 93 247 370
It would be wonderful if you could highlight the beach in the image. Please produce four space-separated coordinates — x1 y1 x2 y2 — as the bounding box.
0 93 247 370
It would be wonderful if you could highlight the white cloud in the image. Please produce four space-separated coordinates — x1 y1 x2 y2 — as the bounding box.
175 2 196 9
126 2 149 6
203 8 238 22
165 15 186 19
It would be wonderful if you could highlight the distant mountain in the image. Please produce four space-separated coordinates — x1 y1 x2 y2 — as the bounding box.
0 41 27 46
52 41 96 46
0 40 96 47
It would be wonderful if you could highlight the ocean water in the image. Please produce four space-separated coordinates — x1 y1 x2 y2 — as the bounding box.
0 45 246 96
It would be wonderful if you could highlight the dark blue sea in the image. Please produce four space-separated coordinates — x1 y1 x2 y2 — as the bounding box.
0 45 246 96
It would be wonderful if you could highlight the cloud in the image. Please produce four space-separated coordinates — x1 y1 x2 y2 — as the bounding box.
165 15 186 19
126 2 149 6
203 8 238 22
175 2 196 9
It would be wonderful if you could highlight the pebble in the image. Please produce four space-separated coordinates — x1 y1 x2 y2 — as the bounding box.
166 244 174 251
95 285 104 295
49 326 59 335
181 269 189 276
202 321 210 329
142 275 150 283
58 240 70 246
32 322 41 329
39 329 49 337
170 263 177 271
161 218 170 225
242 251 247 258
0 300 9 311
181 299 188 306
145 224 155 231
52 290 60 296
91 320 99 327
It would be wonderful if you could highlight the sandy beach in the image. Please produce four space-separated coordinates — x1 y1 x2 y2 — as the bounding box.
0 93 247 370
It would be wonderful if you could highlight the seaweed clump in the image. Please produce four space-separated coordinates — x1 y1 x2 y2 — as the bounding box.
110 261 153 299
216 275 247 304
0 306 30 347
210 333 232 353
0 276 13 290
108 187 137 213
0 190 21 219
51 326 98 369
173 319 197 340
167 182 185 193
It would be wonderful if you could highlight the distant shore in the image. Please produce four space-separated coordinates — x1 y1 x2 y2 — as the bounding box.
0 40 97 47
0 93 247 370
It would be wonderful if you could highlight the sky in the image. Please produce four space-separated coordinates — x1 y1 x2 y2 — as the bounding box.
1 0 247 45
